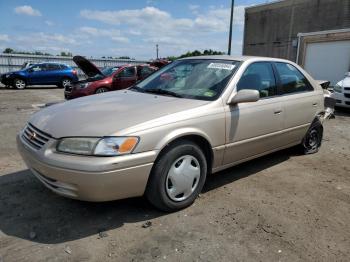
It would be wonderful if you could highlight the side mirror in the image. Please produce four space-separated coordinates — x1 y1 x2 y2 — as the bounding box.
228 89 260 105
318 80 331 89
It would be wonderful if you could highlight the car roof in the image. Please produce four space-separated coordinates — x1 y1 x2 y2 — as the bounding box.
179 55 294 64
33 62 67 65
31 62 71 68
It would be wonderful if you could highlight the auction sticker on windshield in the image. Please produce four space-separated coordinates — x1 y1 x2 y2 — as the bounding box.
207 63 236 70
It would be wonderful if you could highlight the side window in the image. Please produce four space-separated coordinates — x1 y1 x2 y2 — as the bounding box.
119 67 135 77
140 66 155 78
237 62 277 98
274 63 313 94
31 64 47 72
47 64 61 71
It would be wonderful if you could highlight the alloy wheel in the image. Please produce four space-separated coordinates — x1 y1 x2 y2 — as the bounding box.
15 79 26 89
62 79 72 88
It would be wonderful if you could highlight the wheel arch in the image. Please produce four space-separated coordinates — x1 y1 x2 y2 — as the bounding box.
95 86 110 93
60 76 73 81
154 130 214 174
96 86 110 90
12 75 27 83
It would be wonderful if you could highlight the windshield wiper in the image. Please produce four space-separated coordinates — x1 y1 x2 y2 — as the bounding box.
129 85 145 92
144 88 183 98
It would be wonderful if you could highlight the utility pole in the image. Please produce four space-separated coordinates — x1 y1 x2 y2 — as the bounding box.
228 0 234 55
156 44 159 59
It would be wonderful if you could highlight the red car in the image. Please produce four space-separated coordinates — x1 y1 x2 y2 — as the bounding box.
65 56 158 100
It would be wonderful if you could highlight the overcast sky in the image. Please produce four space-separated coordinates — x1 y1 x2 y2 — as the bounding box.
0 0 273 59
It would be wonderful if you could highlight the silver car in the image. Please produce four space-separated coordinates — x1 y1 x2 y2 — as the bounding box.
17 56 331 211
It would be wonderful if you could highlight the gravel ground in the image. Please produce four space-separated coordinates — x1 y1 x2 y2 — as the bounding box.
0 87 349 262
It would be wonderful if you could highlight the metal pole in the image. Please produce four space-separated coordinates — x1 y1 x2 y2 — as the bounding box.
228 0 234 55
156 44 159 59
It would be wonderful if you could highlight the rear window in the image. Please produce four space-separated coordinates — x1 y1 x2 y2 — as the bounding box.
47 64 62 70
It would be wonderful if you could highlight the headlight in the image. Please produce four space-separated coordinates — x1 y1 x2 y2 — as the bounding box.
57 137 139 156
79 82 90 89
333 84 342 93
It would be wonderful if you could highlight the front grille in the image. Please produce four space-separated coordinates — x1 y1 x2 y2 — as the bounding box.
22 123 51 150
344 87 350 91
344 93 350 99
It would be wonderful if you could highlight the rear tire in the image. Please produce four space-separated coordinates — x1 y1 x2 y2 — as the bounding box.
14 78 26 89
301 119 323 154
59 78 72 89
145 140 207 212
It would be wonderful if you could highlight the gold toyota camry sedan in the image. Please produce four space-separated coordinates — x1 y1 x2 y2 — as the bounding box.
17 56 333 211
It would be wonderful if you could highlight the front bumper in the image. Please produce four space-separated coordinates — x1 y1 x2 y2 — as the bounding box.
1 75 12 86
17 133 157 202
64 85 91 100
331 91 350 108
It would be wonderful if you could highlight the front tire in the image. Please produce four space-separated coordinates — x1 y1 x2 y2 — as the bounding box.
14 78 26 89
95 87 109 94
146 140 207 212
301 119 323 154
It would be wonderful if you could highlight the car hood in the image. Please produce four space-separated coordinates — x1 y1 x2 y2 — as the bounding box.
29 90 209 138
73 55 103 78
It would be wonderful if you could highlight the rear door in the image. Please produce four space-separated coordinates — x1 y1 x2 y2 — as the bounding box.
273 62 323 145
45 64 62 84
112 66 137 90
223 62 285 165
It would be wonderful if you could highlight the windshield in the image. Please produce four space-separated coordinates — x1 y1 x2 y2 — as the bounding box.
101 67 120 76
132 59 240 101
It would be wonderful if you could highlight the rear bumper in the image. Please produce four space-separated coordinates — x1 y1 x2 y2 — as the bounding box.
17 134 156 202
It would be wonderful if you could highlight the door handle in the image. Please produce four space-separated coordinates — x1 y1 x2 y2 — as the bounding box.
274 110 282 114
312 102 318 107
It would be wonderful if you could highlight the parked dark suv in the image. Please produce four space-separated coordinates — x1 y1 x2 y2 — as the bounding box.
0 62 78 89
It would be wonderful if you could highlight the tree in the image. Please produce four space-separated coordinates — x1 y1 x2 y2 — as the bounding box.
60 51 73 57
167 49 225 60
3 48 14 54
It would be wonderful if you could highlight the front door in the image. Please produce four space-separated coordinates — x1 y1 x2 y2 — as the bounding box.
28 64 48 85
223 62 284 165
112 66 137 90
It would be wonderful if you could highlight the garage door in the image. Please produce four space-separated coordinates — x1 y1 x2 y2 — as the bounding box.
304 40 350 85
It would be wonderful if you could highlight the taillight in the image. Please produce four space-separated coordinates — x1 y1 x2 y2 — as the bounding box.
72 70 77 75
